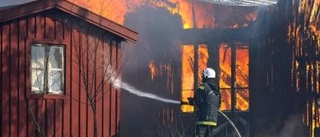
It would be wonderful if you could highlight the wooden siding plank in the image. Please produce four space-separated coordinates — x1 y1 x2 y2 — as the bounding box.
116 42 121 136
38 99 47 137
10 19 19 137
29 15 36 39
26 15 35 137
55 17 64 40
55 100 63 137
95 38 104 137
18 17 28 137
111 40 118 136
46 99 54 137
102 41 110 137
80 32 88 137
1 23 10 137
108 40 113 137
44 11 55 40
27 99 36 137
86 34 95 137
62 24 71 137
35 13 44 39
70 29 80 137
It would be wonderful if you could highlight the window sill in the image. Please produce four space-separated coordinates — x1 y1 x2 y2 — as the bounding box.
27 93 66 100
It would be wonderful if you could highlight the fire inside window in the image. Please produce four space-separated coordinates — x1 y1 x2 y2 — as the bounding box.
31 44 65 94
181 43 249 112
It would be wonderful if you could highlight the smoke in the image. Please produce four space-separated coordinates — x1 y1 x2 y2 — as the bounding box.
120 3 184 136
254 114 307 137
279 114 307 137
122 1 183 72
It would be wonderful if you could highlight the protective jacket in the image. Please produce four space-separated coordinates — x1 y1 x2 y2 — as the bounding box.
193 79 220 126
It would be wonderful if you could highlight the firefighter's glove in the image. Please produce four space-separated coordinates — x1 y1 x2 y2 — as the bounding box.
180 101 189 105
187 97 194 105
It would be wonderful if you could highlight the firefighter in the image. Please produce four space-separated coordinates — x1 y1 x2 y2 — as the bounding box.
187 67 221 137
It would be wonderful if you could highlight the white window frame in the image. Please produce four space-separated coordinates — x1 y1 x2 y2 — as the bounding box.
31 44 65 94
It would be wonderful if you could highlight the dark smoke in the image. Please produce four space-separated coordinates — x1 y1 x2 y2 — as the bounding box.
120 1 183 137
122 2 183 73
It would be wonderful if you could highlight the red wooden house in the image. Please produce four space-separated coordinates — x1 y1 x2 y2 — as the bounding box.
0 0 137 136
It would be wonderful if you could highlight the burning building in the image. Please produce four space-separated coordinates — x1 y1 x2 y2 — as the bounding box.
1 0 318 136
116 0 319 137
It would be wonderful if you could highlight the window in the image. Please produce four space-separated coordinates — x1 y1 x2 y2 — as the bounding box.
219 43 249 112
180 43 250 112
181 44 208 112
31 44 65 94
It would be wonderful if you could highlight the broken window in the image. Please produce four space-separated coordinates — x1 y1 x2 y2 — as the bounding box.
31 44 64 94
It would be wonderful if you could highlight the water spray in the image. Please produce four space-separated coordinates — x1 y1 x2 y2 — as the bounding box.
108 69 241 137
109 68 180 104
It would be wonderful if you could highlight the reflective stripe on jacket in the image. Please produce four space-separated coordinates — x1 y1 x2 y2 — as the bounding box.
196 121 217 126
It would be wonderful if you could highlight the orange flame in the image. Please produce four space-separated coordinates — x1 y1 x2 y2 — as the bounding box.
149 60 157 81
181 45 194 112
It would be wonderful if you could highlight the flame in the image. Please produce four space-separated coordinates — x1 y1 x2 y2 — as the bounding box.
288 1 320 136
198 44 209 83
219 43 249 111
149 60 157 80
245 12 258 21
69 0 257 29
181 45 194 112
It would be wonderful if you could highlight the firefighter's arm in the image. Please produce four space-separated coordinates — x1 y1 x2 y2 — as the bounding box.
216 85 221 108
180 86 204 106
194 85 205 106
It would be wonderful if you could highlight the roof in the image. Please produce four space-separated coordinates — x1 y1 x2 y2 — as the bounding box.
198 0 277 6
0 0 137 43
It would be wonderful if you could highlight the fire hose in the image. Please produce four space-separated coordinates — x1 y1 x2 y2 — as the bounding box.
218 110 242 137
181 101 241 137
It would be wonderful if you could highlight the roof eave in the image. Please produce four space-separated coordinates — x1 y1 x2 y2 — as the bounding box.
0 0 138 43
55 1 138 43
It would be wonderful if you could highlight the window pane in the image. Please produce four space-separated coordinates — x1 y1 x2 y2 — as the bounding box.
181 45 194 112
181 90 194 112
31 46 45 69
235 89 249 111
49 47 63 69
48 70 63 94
220 89 231 111
219 45 231 88
31 69 44 92
198 44 208 85
236 48 249 88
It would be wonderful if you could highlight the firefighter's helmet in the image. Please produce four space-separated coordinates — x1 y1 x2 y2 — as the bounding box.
202 68 216 79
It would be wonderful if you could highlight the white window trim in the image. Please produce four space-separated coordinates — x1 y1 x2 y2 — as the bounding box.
31 44 65 95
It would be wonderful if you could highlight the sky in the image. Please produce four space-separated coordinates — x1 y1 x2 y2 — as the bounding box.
0 0 34 7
